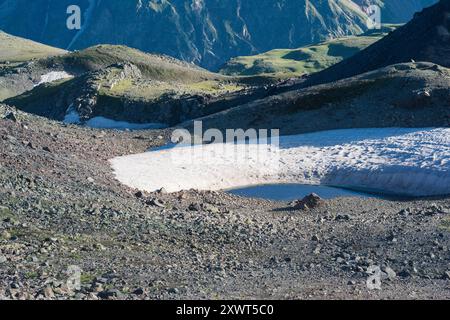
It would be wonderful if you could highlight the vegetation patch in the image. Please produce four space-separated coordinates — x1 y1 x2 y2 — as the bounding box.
220 34 390 77
0 31 66 63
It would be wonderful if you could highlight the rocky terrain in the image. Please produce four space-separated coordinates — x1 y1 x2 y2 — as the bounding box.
184 62 450 135
1 104 450 300
1 0 449 302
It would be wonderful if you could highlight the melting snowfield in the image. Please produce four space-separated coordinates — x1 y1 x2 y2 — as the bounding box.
109 128 450 197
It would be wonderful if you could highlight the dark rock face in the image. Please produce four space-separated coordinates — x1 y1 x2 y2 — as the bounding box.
0 0 370 70
3 111 17 122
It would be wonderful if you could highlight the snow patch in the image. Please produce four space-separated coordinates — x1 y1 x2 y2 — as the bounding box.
109 128 450 197
86 116 167 130
36 71 73 87
63 108 166 130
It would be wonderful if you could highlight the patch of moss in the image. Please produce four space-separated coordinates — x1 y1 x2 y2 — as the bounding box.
0 206 14 219
440 218 450 232
80 273 96 285
25 271 40 279
187 80 243 94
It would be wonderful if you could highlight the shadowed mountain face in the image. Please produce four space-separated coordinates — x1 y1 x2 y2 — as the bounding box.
306 0 450 86
0 0 372 70
354 0 438 23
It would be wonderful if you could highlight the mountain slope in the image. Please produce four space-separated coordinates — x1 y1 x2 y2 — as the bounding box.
0 0 370 69
0 42 241 101
354 0 438 23
3 44 272 126
186 62 450 135
219 25 398 77
305 0 450 86
44 45 218 81
0 30 66 65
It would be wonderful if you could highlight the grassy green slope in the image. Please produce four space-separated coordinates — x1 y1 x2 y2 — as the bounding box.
220 25 400 78
2 41 253 103
46 45 251 97
46 45 222 83
0 31 67 65
5 44 256 124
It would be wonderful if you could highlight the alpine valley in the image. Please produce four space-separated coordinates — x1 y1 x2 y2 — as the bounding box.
0 0 449 301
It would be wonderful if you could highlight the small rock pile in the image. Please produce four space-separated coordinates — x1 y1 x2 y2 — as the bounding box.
292 193 325 210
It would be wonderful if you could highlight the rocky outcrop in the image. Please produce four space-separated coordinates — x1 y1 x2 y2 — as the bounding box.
292 193 325 210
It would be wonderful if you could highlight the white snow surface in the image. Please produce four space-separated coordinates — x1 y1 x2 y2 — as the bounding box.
35 71 73 87
109 128 450 197
63 107 167 130
85 117 167 130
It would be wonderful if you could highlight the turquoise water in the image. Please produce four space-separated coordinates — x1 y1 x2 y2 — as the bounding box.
227 184 382 201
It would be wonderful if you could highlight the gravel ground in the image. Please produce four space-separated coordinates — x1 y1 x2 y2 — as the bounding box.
1 104 449 300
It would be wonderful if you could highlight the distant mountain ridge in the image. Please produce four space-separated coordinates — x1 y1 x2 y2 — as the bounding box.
0 0 371 70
